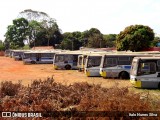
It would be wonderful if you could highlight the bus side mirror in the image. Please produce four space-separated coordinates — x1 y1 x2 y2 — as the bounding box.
142 63 145 68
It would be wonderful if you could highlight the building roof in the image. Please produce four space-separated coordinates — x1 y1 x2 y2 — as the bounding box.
31 46 54 50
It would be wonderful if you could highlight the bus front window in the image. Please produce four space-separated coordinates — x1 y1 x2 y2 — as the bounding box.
137 62 156 76
87 56 101 68
55 55 64 62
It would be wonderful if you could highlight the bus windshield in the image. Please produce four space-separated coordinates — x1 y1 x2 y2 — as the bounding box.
87 56 102 68
55 55 65 62
137 62 156 76
23 53 30 59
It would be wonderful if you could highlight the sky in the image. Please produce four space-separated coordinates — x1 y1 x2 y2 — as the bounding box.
0 0 160 41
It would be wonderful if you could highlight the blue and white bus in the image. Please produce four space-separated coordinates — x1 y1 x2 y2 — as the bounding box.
53 51 83 70
99 53 153 79
12 50 31 60
23 50 57 64
130 56 160 88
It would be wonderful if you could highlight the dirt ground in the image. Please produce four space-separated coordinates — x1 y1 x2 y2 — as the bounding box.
0 56 131 88
0 56 160 101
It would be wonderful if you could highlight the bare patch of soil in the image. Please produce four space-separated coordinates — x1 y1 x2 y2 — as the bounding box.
0 56 131 88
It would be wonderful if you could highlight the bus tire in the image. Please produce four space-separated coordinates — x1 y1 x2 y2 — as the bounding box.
65 65 71 70
78 68 83 72
119 71 129 80
31 61 36 64
102 77 107 79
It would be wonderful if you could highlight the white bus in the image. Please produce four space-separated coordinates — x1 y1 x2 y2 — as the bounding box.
84 53 107 77
53 51 83 70
12 50 30 60
23 50 56 64
77 51 111 72
77 54 88 72
99 53 153 79
130 57 160 89
4 50 11 57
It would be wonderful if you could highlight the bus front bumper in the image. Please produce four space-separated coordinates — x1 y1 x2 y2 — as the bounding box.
130 79 141 88
53 65 58 70
100 71 107 78
85 70 90 77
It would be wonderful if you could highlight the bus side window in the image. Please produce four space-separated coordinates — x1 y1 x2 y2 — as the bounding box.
149 62 156 74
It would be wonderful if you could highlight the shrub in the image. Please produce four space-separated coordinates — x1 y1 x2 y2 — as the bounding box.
0 81 21 97
0 44 5 51
0 77 159 119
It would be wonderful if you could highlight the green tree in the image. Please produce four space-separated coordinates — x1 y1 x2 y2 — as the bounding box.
19 9 63 47
87 28 105 48
60 38 72 50
0 40 5 51
81 30 89 47
27 20 41 48
116 25 154 51
151 36 160 47
40 18 61 46
103 34 117 47
60 32 82 50
5 18 29 48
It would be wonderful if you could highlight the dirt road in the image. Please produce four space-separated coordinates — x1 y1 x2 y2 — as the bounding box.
0 56 132 88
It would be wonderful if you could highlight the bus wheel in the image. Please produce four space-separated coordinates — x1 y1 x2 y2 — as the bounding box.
65 65 71 70
31 61 36 64
119 72 129 80
102 77 107 79
78 68 82 72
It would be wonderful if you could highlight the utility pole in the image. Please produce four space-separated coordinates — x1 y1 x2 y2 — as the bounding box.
71 39 74 50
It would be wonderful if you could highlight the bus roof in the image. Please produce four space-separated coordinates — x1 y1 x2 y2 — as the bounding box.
103 52 154 56
133 56 160 60
23 50 60 54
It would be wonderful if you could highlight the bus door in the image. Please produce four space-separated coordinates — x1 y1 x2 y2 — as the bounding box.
73 55 79 66
36 53 41 61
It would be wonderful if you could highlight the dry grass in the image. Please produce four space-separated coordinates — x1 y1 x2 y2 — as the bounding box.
0 77 159 120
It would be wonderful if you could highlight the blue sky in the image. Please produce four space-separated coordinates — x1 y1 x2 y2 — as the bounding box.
0 0 160 40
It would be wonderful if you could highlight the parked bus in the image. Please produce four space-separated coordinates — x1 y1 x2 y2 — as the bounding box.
130 56 160 89
77 52 99 72
84 53 108 77
53 51 84 70
12 50 30 60
4 50 11 57
9 50 15 58
99 53 153 79
78 51 111 73
23 50 56 64
77 54 88 72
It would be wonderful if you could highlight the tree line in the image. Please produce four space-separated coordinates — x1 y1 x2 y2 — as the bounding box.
1 9 160 51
